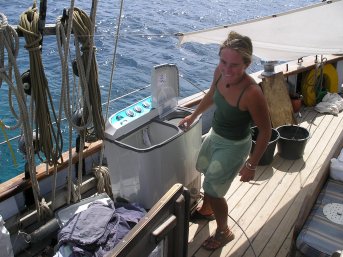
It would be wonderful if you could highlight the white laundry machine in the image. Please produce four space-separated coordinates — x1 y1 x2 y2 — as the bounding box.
104 64 202 209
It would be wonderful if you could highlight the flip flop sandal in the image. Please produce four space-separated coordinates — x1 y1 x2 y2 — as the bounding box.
190 210 215 221
202 228 235 251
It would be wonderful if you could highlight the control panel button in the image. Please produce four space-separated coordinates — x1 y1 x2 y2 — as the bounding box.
142 101 150 108
120 119 128 125
134 106 142 113
126 109 135 117
116 115 124 121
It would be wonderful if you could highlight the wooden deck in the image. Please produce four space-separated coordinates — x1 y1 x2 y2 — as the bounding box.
187 107 343 257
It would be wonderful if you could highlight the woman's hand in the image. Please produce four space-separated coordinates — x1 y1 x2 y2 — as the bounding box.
178 115 195 130
239 164 255 182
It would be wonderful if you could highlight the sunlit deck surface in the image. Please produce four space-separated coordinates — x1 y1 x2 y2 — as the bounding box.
187 107 343 257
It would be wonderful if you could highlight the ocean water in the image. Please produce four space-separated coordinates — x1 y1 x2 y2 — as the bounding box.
0 0 319 182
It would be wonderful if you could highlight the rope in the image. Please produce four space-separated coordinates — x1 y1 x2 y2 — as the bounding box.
103 0 124 123
0 121 18 167
72 7 105 140
17 5 64 167
71 182 81 203
39 198 53 219
0 12 42 219
17 4 67 216
0 13 22 130
93 165 113 198
315 56 328 102
56 14 86 203
55 1 76 205
98 0 125 168
0 83 151 146
56 1 106 203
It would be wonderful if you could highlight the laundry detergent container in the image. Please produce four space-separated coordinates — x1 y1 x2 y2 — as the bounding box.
251 126 279 165
276 125 310 160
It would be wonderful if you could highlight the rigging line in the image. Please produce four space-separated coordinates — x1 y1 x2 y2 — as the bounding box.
12 31 179 40
117 32 179 38
56 15 92 133
0 74 207 147
107 84 150 104
0 14 22 129
2 12 41 219
0 83 151 146
0 72 207 147
76 1 99 199
98 0 125 168
104 0 125 121
179 73 207 95
57 0 76 206
71 4 101 200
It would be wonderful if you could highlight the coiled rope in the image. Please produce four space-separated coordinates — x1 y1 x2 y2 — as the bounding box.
72 7 105 140
93 165 113 198
56 0 77 204
0 14 22 130
74 4 100 201
17 3 67 214
56 1 107 203
18 4 63 167
0 12 43 219
0 14 19 166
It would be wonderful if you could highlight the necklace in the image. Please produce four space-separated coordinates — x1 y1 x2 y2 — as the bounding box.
225 73 246 88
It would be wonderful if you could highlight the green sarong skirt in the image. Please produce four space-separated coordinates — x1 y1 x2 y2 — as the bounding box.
196 128 252 198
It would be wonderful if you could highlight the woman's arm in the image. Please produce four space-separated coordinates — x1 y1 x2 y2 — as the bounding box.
247 85 271 166
240 84 271 182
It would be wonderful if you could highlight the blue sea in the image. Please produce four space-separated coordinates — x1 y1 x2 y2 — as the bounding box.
0 0 318 182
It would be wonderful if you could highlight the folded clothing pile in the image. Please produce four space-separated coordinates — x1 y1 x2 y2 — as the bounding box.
54 200 146 257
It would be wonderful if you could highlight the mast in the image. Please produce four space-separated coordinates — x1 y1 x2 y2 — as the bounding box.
38 0 47 46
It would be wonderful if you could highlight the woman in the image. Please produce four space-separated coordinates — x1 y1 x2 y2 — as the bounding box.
178 31 271 250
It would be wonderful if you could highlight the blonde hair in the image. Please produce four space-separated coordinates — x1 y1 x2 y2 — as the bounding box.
219 31 253 65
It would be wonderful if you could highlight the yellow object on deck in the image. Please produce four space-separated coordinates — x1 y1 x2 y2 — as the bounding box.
301 63 338 106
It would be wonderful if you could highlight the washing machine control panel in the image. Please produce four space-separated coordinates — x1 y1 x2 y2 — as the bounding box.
109 96 153 128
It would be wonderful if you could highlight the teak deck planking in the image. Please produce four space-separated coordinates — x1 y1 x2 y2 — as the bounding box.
188 107 343 257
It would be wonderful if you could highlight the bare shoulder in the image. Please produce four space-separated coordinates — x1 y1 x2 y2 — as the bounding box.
243 82 268 110
246 82 264 98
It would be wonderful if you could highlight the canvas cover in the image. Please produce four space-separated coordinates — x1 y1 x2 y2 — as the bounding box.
178 0 343 61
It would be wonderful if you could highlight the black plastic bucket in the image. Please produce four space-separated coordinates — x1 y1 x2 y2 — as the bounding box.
251 126 280 165
276 125 310 160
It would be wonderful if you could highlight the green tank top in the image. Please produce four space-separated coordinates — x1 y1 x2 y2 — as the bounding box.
212 76 252 140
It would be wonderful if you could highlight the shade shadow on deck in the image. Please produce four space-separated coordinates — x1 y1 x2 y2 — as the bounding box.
188 107 343 257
